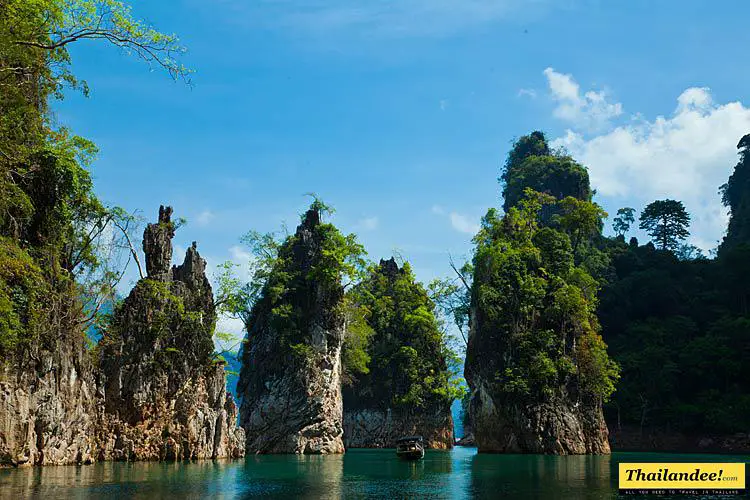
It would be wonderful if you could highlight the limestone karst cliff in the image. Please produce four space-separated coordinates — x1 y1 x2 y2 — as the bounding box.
464 133 618 454
97 206 245 461
237 208 346 454
464 239 613 454
1 205 244 465
342 258 455 449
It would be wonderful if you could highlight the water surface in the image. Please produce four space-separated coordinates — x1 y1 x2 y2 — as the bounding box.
1 448 746 498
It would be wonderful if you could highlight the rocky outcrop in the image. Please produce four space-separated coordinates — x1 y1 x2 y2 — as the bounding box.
0 206 244 467
465 312 610 454
343 408 453 449
456 433 475 447
237 209 345 454
467 379 609 454
96 205 244 461
0 335 99 466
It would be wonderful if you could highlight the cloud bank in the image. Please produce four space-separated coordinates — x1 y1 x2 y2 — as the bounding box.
542 70 750 251
543 67 623 132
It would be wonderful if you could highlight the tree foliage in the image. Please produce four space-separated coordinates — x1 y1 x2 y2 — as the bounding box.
0 0 185 359
469 189 619 403
500 131 592 213
613 207 635 237
639 200 691 252
343 258 463 409
218 201 368 355
719 134 750 254
599 236 750 434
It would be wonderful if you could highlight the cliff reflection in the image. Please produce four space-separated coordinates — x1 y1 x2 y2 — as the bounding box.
239 453 344 499
469 452 612 498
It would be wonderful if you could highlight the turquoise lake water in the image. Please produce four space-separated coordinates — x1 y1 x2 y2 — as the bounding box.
1 448 747 499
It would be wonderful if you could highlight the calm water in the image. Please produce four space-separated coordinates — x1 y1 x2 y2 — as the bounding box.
1 448 747 499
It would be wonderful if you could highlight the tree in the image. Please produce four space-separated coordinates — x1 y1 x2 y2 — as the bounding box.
1 0 190 169
428 255 472 351
639 200 691 252
612 207 635 237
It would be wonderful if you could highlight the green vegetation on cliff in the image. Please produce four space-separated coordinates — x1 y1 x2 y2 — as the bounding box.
469 188 619 404
463 132 619 408
720 134 750 255
218 199 367 361
476 129 750 438
500 131 592 214
343 258 462 410
0 0 187 358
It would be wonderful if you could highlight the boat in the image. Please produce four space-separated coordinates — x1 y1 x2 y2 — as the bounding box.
395 436 425 460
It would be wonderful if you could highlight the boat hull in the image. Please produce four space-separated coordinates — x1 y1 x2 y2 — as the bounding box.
396 449 425 460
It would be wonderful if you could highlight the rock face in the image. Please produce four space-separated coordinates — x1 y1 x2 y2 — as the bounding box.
343 408 453 449
237 209 345 454
0 335 99 466
466 377 609 454
97 205 244 461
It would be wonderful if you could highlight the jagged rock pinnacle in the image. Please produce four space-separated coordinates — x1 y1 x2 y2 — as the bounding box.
143 205 175 278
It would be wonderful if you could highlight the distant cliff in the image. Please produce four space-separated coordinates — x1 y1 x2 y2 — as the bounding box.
237 208 347 454
342 258 455 449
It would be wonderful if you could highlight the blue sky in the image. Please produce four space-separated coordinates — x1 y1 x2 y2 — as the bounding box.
56 0 750 336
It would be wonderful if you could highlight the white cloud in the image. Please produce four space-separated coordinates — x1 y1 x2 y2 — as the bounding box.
431 205 479 234
552 86 750 252
677 87 713 112
543 67 623 132
216 316 245 338
211 0 553 38
518 88 537 99
229 245 252 263
440 99 448 111
227 245 255 281
356 216 380 231
196 210 215 227
449 212 480 235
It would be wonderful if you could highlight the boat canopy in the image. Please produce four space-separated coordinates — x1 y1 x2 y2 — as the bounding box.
396 436 423 443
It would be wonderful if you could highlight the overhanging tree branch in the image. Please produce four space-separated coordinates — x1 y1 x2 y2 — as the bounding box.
113 217 144 279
